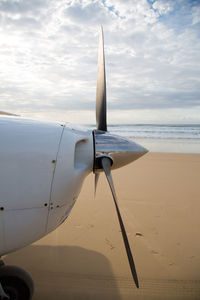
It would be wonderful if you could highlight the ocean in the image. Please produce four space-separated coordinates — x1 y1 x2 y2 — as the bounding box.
83 124 200 153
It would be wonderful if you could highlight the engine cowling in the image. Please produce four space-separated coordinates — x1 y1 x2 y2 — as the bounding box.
0 116 93 256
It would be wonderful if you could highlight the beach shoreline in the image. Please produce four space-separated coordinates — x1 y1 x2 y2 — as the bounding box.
4 152 200 299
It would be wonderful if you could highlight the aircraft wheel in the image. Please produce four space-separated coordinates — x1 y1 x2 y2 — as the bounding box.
0 265 34 300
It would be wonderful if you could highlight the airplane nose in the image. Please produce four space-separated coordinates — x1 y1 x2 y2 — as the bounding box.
93 130 148 171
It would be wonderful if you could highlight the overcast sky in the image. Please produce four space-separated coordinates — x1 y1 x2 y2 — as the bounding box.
0 0 200 124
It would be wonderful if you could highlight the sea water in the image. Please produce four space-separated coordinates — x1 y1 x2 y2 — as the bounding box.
84 124 200 153
108 124 200 153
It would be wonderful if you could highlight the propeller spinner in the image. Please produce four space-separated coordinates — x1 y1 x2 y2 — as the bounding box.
93 26 148 288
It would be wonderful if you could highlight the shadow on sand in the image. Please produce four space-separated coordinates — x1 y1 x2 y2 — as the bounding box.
4 244 122 300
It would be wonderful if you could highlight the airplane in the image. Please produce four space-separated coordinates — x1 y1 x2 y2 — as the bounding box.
0 27 148 300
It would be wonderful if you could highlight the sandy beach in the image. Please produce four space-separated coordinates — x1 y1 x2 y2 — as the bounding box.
4 153 200 299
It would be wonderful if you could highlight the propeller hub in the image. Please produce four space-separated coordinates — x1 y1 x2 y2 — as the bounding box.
93 130 148 172
94 153 113 171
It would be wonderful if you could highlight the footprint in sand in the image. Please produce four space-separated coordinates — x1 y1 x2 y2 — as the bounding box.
151 250 159 255
75 225 82 229
105 238 115 250
135 232 143 237
87 224 94 229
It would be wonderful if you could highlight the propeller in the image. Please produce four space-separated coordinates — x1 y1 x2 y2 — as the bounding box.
101 156 139 288
96 25 107 131
94 172 100 197
93 27 148 288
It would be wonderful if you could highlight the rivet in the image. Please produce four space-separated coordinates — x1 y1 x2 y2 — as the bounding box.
52 160 56 164
44 203 48 207
0 207 4 211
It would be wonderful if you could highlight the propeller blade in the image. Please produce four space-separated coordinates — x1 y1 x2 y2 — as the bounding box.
96 26 107 131
101 157 139 288
94 173 100 197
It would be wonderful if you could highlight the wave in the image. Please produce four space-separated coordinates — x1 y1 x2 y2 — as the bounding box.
107 124 200 140
82 124 200 153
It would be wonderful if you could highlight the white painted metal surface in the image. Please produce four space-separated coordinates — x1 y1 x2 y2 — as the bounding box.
46 126 93 232
0 116 93 256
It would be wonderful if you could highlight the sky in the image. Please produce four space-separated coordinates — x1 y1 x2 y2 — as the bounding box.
0 0 200 124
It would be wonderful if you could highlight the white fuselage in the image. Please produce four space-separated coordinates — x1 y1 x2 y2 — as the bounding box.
0 116 93 256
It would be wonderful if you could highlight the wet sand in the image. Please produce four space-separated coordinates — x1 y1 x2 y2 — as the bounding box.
4 153 200 299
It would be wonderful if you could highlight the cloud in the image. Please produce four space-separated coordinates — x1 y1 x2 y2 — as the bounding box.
0 0 49 14
0 0 199 123
64 0 114 25
152 0 174 16
192 5 200 25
